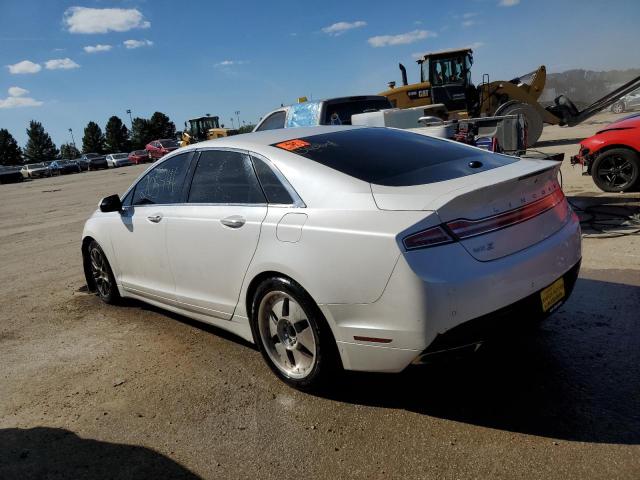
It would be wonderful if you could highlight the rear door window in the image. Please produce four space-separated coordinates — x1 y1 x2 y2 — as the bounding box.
187 150 266 204
272 128 517 186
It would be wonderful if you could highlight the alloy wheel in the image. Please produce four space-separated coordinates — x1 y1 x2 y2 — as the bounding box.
596 155 636 189
257 291 317 379
89 247 111 298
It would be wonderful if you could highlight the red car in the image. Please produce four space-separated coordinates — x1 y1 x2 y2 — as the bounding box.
571 113 640 192
145 139 179 160
128 150 149 165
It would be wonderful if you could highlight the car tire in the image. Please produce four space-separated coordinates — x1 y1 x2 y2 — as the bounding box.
87 240 120 304
591 148 640 192
250 276 341 390
611 102 625 114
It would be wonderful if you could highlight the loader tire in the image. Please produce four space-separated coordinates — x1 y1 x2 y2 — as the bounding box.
495 101 544 148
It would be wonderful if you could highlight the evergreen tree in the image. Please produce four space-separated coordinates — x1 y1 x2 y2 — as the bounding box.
82 121 105 154
104 115 131 153
60 143 80 159
0 129 23 165
24 121 58 161
149 111 176 139
130 117 153 150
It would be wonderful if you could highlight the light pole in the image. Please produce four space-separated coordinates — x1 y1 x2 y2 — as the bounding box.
126 109 133 126
235 110 241 130
68 128 76 148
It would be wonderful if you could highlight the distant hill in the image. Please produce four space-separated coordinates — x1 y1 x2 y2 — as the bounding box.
539 68 640 109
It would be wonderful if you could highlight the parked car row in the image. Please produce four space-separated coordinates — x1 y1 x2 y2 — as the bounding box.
4 138 182 186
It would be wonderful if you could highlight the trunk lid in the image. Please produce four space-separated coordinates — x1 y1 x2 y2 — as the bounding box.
372 159 570 261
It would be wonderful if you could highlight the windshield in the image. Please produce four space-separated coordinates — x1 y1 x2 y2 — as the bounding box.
199 118 219 130
272 128 516 187
113 154 129 159
429 55 468 86
160 139 178 148
84 153 98 158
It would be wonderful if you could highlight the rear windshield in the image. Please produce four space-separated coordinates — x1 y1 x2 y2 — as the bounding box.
272 128 517 186
160 140 178 148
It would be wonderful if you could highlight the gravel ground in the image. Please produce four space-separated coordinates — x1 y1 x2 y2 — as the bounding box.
0 112 639 479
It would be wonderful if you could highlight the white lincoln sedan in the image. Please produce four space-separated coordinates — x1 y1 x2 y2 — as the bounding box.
82 126 581 389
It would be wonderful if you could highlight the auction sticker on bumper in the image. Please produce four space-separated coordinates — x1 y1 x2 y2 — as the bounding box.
541 277 565 312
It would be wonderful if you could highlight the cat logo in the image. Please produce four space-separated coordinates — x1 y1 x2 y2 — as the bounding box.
407 89 430 100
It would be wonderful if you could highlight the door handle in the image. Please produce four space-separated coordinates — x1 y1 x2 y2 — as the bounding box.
220 215 246 229
147 215 162 223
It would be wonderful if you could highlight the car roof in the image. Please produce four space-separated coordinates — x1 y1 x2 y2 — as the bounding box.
184 125 363 152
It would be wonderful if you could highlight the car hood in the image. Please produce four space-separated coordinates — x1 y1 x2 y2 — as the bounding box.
598 113 640 134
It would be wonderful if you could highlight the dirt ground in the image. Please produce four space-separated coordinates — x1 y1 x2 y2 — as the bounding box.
1 112 639 479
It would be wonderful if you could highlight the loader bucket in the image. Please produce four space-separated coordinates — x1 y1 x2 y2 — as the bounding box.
546 74 640 127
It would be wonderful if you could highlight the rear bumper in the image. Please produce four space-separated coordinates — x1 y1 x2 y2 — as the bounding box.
414 258 580 362
324 212 582 372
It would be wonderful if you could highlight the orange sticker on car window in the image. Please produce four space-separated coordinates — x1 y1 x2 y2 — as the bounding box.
275 139 310 151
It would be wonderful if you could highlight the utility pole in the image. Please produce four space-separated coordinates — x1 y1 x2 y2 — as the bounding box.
126 109 133 126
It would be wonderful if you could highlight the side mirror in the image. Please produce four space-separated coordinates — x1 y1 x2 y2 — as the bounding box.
100 194 122 213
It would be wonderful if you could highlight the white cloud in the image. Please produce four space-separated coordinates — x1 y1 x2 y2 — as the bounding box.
322 20 367 36
45 58 80 70
7 60 41 74
463 12 478 19
63 7 150 34
462 20 476 27
368 30 436 47
84 44 112 53
0 87 43 109
215 60 248 67
123 39 153 49
467 41 485 49
8 86 28 97
499 0 520 6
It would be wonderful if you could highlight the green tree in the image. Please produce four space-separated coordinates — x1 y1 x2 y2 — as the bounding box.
60 143 80 159
130 117 153 150
82 121 105 154
24 121 58 161
149 111 176 139
0 129 23 165
104 115 131 153
237 124 256 134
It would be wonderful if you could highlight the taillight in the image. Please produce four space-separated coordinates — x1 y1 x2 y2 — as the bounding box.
403 189 567 250
403 226 454 250
447 189 565 239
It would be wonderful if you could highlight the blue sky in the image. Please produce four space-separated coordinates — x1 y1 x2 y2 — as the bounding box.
1 0 639 148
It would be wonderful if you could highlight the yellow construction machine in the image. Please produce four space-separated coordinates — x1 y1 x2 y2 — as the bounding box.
180 115 238 146
379 48 640 146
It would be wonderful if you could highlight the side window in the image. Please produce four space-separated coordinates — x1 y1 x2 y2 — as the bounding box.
187 150 266 204
251 156 295 205
132 153 190 205
255 111 286 131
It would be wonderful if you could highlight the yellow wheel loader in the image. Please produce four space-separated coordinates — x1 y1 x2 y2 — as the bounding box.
180 115 238 147
379 48 640 147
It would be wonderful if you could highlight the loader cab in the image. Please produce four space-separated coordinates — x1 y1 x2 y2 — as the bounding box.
418 48 474 112
188 115 221 141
